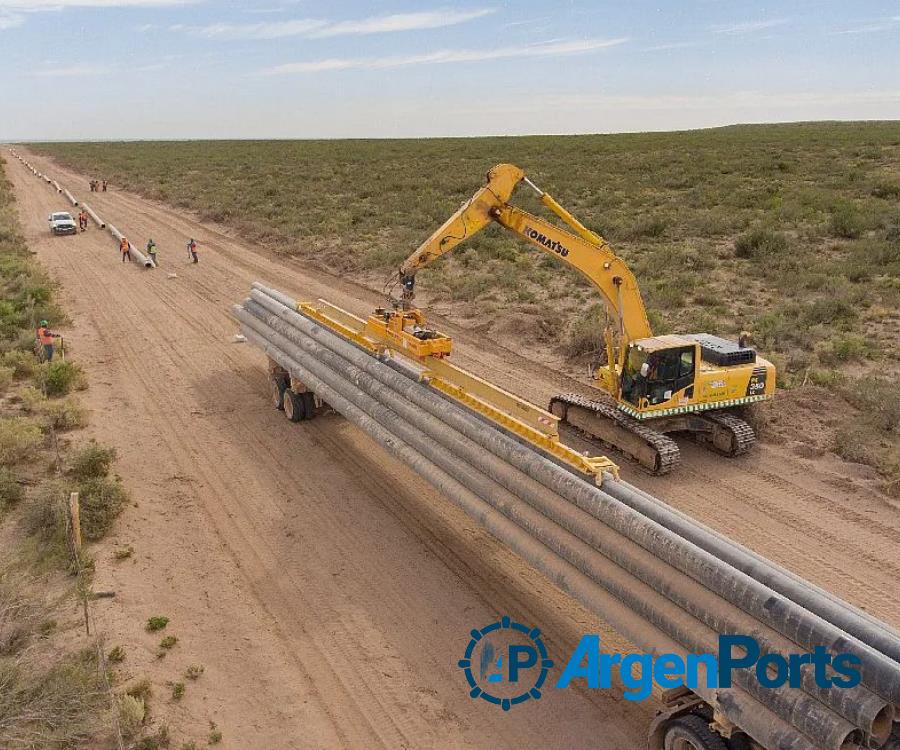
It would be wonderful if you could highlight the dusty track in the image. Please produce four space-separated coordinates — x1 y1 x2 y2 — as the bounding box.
8 149 900 748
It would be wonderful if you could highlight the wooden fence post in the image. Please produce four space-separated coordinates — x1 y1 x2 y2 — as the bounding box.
68 492 82 552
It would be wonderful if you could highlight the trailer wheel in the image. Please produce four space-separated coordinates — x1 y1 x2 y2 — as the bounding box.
301 392 316 421
270 377 287 410
283 390 304 422
663 715 728 750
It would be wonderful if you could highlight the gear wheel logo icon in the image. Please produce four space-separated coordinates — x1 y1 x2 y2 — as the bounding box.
457 615 553 711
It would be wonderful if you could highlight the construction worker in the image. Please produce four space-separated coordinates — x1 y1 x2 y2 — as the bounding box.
120 236 131 262
36 320 58 362
102 180 107 192
187 238 198 264
147 238 158 265
79 210 88 232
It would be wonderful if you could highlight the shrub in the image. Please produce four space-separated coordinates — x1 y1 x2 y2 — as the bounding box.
820 335 872 364
108 645 126 663
185 664 204 680
564 304 606 357
802 297 857 327
126 677 153 702
842 377 900 435
22 479 70 552
629 214 668 238
0 467 24 510
872 179 900 199
0 417 43 465
0 350 36 378
78 476 128 541
38 360 85 397
828 203 868 239
118 694 146 738
0 648 108 747
68 443 116 481
0 365 12 391
146 616 169 632
734 227 788 258
159 635 177 650
172 682 185 700
18 385 44 412
38 398 87 432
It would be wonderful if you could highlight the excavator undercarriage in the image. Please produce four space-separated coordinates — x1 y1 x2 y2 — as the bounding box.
549 394 756 475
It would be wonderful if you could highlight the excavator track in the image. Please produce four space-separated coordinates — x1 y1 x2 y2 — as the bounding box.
549 393 680 475
702 411 756 457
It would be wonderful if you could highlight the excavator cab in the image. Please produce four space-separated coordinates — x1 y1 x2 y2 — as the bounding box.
620 340 696 409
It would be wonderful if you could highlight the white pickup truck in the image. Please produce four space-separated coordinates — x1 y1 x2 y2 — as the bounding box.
48 211 77 235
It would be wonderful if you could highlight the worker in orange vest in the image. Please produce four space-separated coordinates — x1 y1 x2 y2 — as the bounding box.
120 236 131 262
36 319 58 361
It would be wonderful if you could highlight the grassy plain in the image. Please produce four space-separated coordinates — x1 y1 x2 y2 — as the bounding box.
32 122 900 486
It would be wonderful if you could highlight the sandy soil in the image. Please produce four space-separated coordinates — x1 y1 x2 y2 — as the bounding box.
7 149 900 749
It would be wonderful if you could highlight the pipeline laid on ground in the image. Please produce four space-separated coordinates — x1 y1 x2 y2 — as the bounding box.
235 283 900 750
108 224 153 268
80 202 106 229
7 149 153 271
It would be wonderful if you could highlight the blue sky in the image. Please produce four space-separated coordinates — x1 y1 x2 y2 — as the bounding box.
2 1 899 140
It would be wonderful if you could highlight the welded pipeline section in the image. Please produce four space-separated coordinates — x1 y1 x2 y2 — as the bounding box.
81 202 106 229
63 188 78 207
108 224 153 268
235 284 900 750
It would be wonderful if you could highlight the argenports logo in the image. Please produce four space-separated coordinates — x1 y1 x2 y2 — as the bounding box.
457 616 554 711
460 618 863 709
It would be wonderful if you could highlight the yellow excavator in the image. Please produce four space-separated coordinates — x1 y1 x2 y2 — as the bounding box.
372 164 775 474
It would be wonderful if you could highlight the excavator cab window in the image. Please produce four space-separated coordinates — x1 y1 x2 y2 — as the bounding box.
622 346 695 406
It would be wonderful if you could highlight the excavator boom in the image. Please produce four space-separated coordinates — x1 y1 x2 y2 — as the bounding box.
399 164 652 344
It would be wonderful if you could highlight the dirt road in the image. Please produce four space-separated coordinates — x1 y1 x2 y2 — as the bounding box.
8 149 900 749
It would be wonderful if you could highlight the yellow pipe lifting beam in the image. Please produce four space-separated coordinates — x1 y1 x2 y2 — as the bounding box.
298 299 619 484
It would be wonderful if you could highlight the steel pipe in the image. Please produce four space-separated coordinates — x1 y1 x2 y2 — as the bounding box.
599 477 900 664
63 189 78 207
108 225 153 268
236 313 823 750
81 202 106 229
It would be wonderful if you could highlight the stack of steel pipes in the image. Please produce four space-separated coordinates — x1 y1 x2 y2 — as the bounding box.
235 283 900 750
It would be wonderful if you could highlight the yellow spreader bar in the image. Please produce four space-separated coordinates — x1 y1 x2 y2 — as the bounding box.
298 300 619 484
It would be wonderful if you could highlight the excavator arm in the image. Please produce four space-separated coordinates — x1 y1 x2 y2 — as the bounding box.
398 164 653 346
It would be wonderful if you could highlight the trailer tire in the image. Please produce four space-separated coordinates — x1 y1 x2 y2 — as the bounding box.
284 390 303 422
663 715 728 750
301 392 316 421
271 376 287 410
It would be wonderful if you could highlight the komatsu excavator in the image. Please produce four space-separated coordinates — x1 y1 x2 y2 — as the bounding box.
373 164 775 474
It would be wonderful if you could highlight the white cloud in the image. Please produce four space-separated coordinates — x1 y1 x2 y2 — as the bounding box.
190 8 495 40
262 37 628 75
710 19 789 35
32 63 109 76
310 9 495 37
196 18 324 39
0 9 23 27
0 0 195 6
831 17 900 35
643 41 700 52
